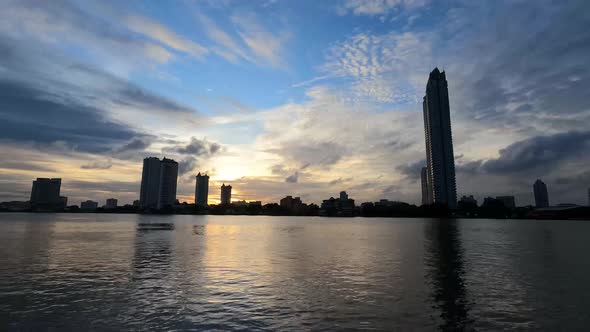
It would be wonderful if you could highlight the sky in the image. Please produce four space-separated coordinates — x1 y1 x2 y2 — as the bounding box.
0 0 589 206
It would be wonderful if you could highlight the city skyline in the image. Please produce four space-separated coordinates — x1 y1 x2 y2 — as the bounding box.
0 0 589 206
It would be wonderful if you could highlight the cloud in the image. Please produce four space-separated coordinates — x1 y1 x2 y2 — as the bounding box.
0 80 143 154
231 15 288 68
80 160 113 170
165 137 223 156
338 0 428 16
285 172 299 183
197 13 253 64
125 15 208 58
178 157 198 176
115 138 153 153
396 159 426 181
474 131 590 175
0 161 56 173
0 0 174 66
322 31 432 104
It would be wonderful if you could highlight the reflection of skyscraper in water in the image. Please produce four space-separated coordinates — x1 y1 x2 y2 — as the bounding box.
423 68 457 209
195 173 209 206
220 184 232 205
424 220 471 330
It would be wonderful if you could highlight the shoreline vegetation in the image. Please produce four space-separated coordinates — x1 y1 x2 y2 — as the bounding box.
1 202 589 220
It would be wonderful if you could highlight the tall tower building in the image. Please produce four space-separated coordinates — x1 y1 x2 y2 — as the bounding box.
423 68 457 209
30 178 62 208
157 158 178 209
533 179 549 208
195 172 209 206
139 157 178 209
420 167 433 205
220 183 232 205
139 157 161 209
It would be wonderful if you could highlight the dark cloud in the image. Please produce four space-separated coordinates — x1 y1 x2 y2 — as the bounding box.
166 137 222 156
448 0 590 135
0 80 143 153
480 131 590 174
178 157 198 176
396 159 426 181
116 138 152 153
285 172 298 183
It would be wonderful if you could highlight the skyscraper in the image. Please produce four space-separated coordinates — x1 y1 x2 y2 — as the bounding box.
157 158 178 209
30 178 62 209
420 166 433 205
220 183 232 205
105 198 118 209
423 68 457 209
195 172 209 206
533 179 549 208
139 157 161 209
139 157 178 209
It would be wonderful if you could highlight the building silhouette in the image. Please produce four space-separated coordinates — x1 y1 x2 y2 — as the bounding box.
81 200 98 210
140 157 161 209
30 178 66 210
533 179 549 208
459 195 477 206
423 68 457 209
195 172 209 206
157 158 178 209
139 157 178 209
421 166 433 205
280 196 303 210
105 198 118 209
496 196 516 208
220 183 232 205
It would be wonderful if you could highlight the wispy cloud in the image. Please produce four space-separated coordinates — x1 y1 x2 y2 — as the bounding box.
126 15 208 58
231 14 289 68
338 0 428 16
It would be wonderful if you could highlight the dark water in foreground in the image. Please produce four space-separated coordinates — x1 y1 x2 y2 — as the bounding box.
0 214 589 331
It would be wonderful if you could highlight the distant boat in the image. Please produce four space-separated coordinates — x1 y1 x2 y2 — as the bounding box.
137 223 174 231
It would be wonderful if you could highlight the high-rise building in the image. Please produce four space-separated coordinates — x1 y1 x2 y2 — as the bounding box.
533 179 549 208
30 178 62 209
139 157 178 209
340 191 348 200
140 157 162 209
195 172 209 206
496 196 516 208
280 196 303 210
423 68 457 209
81 200 98 210
220 183 232 205
157 158 178 209
420 167 433 205
105 198 118 209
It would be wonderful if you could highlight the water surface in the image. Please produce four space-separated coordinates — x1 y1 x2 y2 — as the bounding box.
0 214 589 330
